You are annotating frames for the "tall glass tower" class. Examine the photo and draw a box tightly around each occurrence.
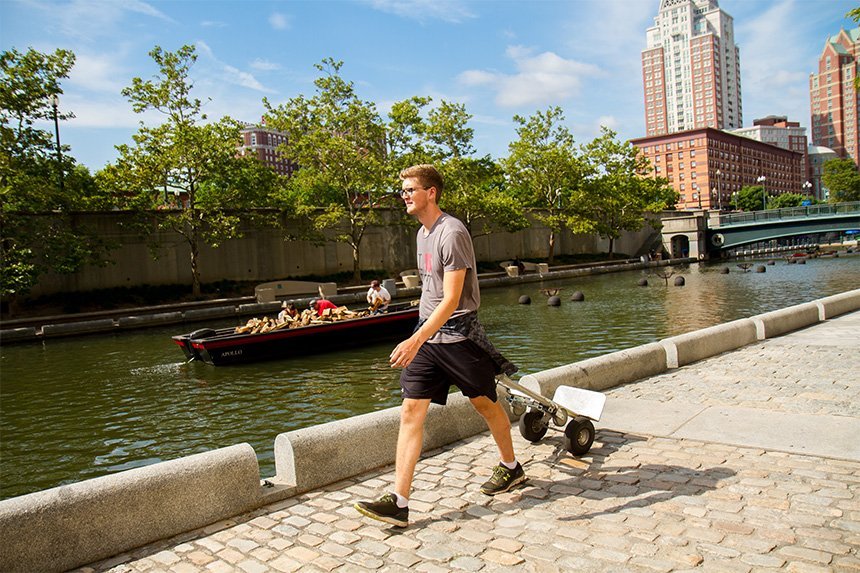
[642,0,742,136]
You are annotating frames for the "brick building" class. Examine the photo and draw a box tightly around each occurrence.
[729,116,809,187]
[238,124,296,176]
[809,27,860,165]
[630,127,803,211]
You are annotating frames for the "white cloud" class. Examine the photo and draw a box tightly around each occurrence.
[736,0,815,123]
[66,53,128,94]
[250,59,282,71]
[269,12,290,30]
[458,45,602,108]
[34,0,174,40]
[201,20,228,28]
[362,0,475,23]
[195,41,274,94]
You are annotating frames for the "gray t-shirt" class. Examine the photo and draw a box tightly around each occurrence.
[416,213,480,343]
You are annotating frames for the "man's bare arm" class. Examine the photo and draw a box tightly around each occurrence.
[389,268,466,368]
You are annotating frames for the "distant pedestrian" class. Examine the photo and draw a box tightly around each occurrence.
[354,164,524,528]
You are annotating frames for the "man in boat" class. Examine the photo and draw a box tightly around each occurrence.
[309,298,338,317]
[355,164,524,528]
[366,279,391,313]
[277,302,297,324]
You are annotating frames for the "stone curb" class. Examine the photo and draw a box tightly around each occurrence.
[0,444,262,573]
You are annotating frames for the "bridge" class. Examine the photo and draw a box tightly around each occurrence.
[660,202,860,259]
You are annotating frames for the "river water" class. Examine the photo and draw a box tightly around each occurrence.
[2,256,858,500]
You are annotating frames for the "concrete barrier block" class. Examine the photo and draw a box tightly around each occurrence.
[520,343,667,396]
[117,311,183,329]
[816,288,860,319]
[752,302,820,340]
[183,306,237,321]
[0,444,261,573]
[274,394,487,495]
[0,327,38,343]
[42,319,115,337]
[661,319,757,368]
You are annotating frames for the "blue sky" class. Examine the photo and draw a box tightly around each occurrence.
[1,0,856,172]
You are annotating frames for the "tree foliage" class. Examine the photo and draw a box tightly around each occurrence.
[501,107,585,262]
[821,157,860,202]
[264,58,387,282]
[100,45,280,296]
[388,97,528,238]
[730,185,768,211]
[1,47,114,304]
[574,128,677,256]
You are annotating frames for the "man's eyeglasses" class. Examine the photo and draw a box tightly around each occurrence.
[399,186,428,198]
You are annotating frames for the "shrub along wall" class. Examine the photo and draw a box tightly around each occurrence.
[25,209,659,298]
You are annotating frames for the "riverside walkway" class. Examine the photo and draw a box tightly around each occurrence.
[82,312,860,573]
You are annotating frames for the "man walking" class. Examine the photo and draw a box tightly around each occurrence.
[355,164,525,528]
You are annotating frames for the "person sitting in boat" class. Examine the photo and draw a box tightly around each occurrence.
[278,301,297,323]
[366,279,391,314]
[310,298,338,317]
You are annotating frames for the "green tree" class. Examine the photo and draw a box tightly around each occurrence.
[264,58,387,283]
[501,106,585,262]
[573,128,677,257]
[768,193,811,209]
[419,100,527,238]
[730,185,768,211]
[821,157,860,202]
[1,47,114,309]
[101,45,280,297]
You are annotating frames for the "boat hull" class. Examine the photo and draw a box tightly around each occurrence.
[172,305,418,366]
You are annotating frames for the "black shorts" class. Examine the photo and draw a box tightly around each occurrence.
[400,339,498,405]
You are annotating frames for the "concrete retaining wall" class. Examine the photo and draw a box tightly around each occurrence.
[41,318,116,337]
[816,289,860,319]
[274,393,492,495]
[519,342,668,396]
[0,444,263,573]
[117,311,184,329]
[661,318,758,368]
[753,302,821,340]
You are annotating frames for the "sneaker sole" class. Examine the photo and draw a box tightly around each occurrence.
[353,503,408,527]
[480,474,527,496]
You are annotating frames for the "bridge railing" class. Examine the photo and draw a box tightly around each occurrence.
[717,201,860,227]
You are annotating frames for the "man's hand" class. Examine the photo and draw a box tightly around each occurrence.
[390,333,424,368]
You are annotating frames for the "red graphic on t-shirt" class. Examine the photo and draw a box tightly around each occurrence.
[423,252,432,273]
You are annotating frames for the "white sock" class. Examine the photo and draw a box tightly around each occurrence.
[501,459,518,470]
[392,492,409,508]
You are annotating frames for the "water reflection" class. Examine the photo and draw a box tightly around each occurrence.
[1,256,858,499]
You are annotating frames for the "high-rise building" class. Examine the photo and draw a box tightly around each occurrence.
[809,27,860,166]
[642,0,742,137]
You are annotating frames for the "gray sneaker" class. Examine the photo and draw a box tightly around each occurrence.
[354,493,409,527]
[480,462,526,495]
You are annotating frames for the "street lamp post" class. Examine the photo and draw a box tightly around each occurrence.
[51,94,64,193]
[756,175,766,211]
[715,169,722,210]
[802,180,812,199]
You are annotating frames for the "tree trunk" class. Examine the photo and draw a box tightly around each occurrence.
[190,239,201,297]
[608,237,615,259]
[352,244,362,284]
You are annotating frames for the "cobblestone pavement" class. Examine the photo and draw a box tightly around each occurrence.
[82,313,860,573]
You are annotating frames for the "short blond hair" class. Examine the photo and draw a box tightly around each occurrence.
[400,164,444,201]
